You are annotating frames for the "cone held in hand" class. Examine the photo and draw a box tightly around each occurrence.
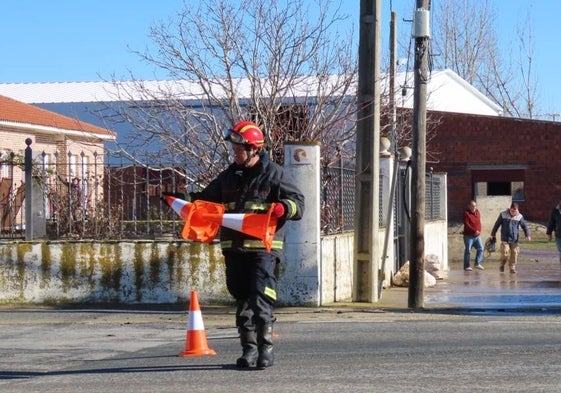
[163,196,278,251]
[200,203,278,252]
[162,196,224,242]
[179,290,216,357]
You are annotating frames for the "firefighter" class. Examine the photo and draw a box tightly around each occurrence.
[189,120,305,368]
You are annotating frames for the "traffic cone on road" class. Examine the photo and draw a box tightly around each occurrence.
[179,290,217,357]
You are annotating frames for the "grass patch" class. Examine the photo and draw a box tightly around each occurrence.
[522,240,557,250]
[520,223,555,250]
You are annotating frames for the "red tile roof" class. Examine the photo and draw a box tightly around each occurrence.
[0,94,115,139]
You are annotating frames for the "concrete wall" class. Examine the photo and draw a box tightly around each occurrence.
[1,239,345,306]
[424,220,449,272]
[0,240,230,305]
[477,195,513,237]
[0,217,448,306]
[319,232,354,304]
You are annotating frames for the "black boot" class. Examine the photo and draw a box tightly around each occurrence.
[257,324,274,368]
[236,329,258,368]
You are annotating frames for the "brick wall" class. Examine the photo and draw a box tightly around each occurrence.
[427,111,561,224]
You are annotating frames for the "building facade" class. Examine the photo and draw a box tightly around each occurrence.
[0,95,116,231]
[428,110,561,223]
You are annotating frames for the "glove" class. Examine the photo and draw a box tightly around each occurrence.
[271,202,286,218]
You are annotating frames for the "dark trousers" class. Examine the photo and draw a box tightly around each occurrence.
[225,250,278,330]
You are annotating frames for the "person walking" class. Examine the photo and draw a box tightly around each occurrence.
[546,197,561,263]
[188,120,305,369]
[491,202,531,274]
[462,200,484,271]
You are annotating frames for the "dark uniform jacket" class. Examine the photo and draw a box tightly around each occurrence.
[190,153,305,258]
[547,205,561,239]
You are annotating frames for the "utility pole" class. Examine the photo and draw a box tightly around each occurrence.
[379,11,398,299]
[354,0,381,302]
[408,0,431,309]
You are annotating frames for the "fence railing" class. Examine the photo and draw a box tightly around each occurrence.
[1,144,446,240]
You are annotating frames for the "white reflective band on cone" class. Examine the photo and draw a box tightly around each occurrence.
[221,214,244,232]
[188,310,205,331]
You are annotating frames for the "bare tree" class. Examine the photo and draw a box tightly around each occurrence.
[103,0,359,187]
[514,14,539,119]
[431,0,538,118]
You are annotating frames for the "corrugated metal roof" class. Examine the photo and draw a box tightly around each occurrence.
[0,69,503,116]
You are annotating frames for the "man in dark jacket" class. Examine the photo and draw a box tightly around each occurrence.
[190,120,304,369]
[491,202,531,274]
[546,197,561,263]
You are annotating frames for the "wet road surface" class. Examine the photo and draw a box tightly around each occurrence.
[424,248,561,312]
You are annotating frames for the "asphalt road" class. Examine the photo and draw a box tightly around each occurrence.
[2,306,561,393]
[2,248,561,392]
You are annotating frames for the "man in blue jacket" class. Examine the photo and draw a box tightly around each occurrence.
[491,202,531,274]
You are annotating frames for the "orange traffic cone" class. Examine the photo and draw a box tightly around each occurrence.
[164,196,278,252]
[200,203,279,252]
[179,290,217,357]
[163,196,224,243]
[162,195,193,220]
[182,200,225,242]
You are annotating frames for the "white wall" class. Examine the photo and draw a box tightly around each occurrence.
[477,195,512,236]
[424,220,449,272]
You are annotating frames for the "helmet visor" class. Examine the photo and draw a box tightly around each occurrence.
[224,129,246,145]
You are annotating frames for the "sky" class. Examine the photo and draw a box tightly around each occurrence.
[1,0,560,118]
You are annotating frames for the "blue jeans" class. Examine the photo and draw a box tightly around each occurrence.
[556,237,561,263]
[463,235,483,269]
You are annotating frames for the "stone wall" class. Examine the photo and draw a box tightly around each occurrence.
[0,219,449,306]
[0,240,230,305]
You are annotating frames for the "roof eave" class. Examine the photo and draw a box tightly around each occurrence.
[0,120,116,142]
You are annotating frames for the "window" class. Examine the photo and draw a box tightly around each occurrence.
[475,181,525,201]
[472,169,525,201]
[512,181,525,201]
[487,182,510,196]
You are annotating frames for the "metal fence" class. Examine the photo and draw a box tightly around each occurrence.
[321,158,356,234]
[0,146,445,240]
[320,159,446,236]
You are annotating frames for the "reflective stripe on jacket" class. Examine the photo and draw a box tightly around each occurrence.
[190,153,304,254]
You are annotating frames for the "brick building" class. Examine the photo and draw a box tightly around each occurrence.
[0,94,116,231]
[428,110,561,224]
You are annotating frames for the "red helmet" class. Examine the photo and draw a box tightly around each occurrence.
[225,121,264,149]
